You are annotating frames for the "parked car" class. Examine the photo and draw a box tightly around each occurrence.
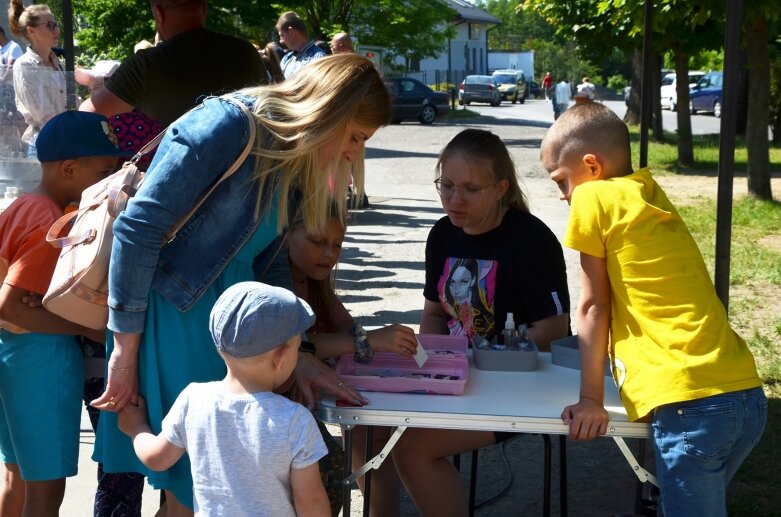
[490,69,527,104]
[528,80,540,99]
[384,77,450,125]
[458,75,502,106]
[689,71,723,117]
[660,71,704,111]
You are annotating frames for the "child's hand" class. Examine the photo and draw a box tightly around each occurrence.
[561,397,609,440]
[21,292,43,308]
[367,324,418,357]
[118,396,149,438]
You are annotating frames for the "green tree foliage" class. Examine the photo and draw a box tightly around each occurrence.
[65,0,454,67]
[478,0,556,51]
[69,0,277,61]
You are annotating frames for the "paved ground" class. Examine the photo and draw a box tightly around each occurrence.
[60,104,656,516]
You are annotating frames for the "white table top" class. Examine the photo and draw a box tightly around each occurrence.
[320,352,650,438]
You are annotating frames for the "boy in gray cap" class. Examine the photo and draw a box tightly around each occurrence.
[118,282,330,516]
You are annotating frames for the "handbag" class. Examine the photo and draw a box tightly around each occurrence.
[43,97,257,329]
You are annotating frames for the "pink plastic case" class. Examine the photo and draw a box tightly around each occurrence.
[335,334,468,395]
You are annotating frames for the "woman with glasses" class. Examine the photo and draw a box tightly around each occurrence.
[389,128,572,516]
[8,0,65,159]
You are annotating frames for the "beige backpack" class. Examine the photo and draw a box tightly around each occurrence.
[43,99,256,329]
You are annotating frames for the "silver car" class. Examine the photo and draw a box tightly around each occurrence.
[458,75,502,106]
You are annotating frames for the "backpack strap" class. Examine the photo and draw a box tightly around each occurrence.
[163,96,257,244]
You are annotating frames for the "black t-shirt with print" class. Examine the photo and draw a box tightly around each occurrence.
[424,207,570,340]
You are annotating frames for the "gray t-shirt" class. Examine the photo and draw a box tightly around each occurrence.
[161,382,327,516]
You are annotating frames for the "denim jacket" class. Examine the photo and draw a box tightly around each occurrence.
[108,95,290,333]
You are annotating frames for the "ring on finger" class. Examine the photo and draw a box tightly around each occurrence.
[337,380,345,387]
[108,399,117,407]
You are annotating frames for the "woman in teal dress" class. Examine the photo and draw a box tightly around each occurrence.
[92,54,390,516]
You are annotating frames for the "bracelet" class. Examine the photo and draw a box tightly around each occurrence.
[110,364,136,371]
[579,395,602,405]
[349,323,374,364]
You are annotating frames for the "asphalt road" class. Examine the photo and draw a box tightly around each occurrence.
[464,98,723,135]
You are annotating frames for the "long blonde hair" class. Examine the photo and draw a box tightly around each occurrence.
[7,0,51,41]
[241,53,391,235]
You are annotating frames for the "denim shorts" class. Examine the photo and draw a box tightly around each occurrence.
[651,387,767,517]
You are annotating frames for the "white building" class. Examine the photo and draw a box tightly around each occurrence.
[395,0,500,85]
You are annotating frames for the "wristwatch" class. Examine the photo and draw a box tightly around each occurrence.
[299,340,317,355]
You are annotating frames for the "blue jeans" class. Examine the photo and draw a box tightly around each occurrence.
[651,387,767,517]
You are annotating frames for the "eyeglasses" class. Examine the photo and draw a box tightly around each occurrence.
[434,179,495,199]
[34,21,59,31]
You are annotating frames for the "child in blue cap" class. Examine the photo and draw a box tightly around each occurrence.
[0,110,129,515]
[118,282,330,516]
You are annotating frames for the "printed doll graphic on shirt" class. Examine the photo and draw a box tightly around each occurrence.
[437,257,496,339]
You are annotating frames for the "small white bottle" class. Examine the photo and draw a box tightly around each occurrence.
[499,312,519,351]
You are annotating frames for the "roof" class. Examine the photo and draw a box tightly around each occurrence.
[445,0,501,25]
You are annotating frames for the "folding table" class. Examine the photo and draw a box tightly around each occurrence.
[319,352,655,516]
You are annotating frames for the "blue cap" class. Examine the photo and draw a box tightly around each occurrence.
[210,282,315,358]
[36,111,132,163]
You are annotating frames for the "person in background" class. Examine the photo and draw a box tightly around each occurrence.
[553,77,571,119]
[0,25,22,79]
[7,0,65,159]
[541,71,552,101]
[0,111,128,517]
[0,25,22,118]
[276,11,326,79]
[91,54,388,517]
[541,102,766,516]
[260,42,284,83]
[575,76,596,102]
[80,0,266,126]
[119,282,330,517]
[329,32,353,54]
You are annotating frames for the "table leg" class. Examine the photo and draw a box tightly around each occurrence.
[559,435,567,517]
[542,434,552,517]
[342,425,353,517]
[363,426,374,517]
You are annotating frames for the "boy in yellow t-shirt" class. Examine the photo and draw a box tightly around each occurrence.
[540,102,766,516]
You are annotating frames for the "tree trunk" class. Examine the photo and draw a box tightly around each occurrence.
[624,49,642,126]
[651,52,664,141]
[674,51,694,167]
[745,15,773,200]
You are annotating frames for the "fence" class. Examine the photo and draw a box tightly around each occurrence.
[1,66,83,192]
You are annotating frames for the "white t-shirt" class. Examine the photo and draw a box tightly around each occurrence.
[554,81,571,104]
[161,382,328,517]
[0,39,23,66]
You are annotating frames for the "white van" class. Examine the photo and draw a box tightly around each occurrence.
[660,71,705,111]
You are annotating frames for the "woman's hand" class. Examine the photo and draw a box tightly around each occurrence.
[91,332,141,412]
[21,292,43,308]
[366,324,418,358]
[294,352,369,410]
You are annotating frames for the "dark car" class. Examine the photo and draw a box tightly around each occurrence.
[384,77,450,125]
[689,71,723,117]
[528,80,540,99]
[458,75,502,106]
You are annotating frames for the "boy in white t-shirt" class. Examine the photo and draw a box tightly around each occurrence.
[118,282,329,517]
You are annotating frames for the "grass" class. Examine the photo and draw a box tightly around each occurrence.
[446,108,481,120]
[641,130,781,514]
[628,126,781,174]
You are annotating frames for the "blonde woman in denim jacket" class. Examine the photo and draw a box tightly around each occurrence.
[91,54,389,516]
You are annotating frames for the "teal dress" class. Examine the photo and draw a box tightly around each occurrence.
[94,203,280,509]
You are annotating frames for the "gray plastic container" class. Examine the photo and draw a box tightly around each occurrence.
[473,339,538,372]
[551,335,611,376]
